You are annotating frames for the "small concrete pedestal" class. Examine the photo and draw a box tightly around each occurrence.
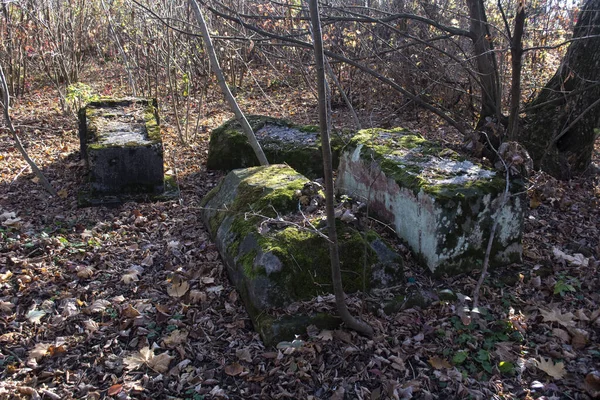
[78,98,177,206]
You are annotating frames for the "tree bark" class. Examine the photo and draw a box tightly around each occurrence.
[308,0,373,338]
[507,0,525,140]
[189,0,268,166]
[523,0,600,179]
[465,0,501,126]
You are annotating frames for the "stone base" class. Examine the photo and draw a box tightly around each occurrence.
[336,128,525,275]
[78,176,179,207]
[200,164,403,344]
[79,98,164,195]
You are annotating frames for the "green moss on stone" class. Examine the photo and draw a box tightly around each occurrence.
[228,166,307,216]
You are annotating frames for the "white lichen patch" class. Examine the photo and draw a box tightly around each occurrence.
[421,159,496,185]
[97,121,151,145]
[256,124,318,145]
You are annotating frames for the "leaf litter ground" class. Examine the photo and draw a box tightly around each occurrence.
[1,68,600,400]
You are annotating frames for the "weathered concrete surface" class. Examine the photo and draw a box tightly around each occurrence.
[336,128,525,275]
[206,115,347,179]
[200,164,403,344]
[79,98,164,195]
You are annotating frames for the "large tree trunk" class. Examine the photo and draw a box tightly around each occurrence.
[466,0,501,126]
[523,0,600,179]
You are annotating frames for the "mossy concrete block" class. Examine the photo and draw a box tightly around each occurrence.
[206,115,346,179]
[336,128,525,275]
[79,97,164,195]
[200,164,403,344]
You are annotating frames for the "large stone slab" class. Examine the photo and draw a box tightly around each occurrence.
[79,98,164,195]
[200,164,402,344]
[206,115,346,179]
[336,128,525,275]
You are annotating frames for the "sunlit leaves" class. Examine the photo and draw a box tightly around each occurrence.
[123,347,173,374]
[167,280,189,298]
[27,309,46,324]
[536,357,566,380]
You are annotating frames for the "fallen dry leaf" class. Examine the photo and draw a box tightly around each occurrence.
[536,357,566,379]
[162,330,189,348]
[0,300,14,313]
[84,319,99,333]
[552,247,589,267]
[27,309,46,324]
[140,254,153,267]
[123,347,173,374]
[123,347,152,371]
[189,289,206,304]
[121,304,141,318]
[224,362,244,376]
[0,270,13,282]
[552,328,570,342]
[429,356,452,370]
[87,299,111,313]
[569,328,589,349]
[236,348,252,363]
[76,266,94,279]
[107,384,123,396]
[147,351,174,373]
[540,308,576,327]
[167,280,189,298]
[29,342,50,361]
[389,355,406,371]
[317,330,333,341]
[121,265,144,284]
[47,344,67,357]
[584,371,600,398]
[575,309,590,321]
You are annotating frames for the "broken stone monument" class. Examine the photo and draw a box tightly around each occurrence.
[78,98,176,206]
[206,115,347,179]
[200,164,403,345]
[336,128,525,275]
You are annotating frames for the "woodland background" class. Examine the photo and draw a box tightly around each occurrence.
[1,0,600,399]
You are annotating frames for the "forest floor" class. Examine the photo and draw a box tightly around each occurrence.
[1,65,600,400]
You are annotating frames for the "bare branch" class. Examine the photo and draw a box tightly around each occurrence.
[0,64,58,197]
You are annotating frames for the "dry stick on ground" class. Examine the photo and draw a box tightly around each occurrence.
[0,64,58,197]
[189,0,268,166]
[309,0,374,338]
[471,134,511,314]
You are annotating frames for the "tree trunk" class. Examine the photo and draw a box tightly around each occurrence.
[308,0,373,338]
[466,0,501,126]
[523,0,600,179]
[507,0,525,140]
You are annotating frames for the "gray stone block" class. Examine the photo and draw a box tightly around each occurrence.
[336,128,525,275]
[200,164,403,344]
[79,98,164,195]
[206,115,348,179]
